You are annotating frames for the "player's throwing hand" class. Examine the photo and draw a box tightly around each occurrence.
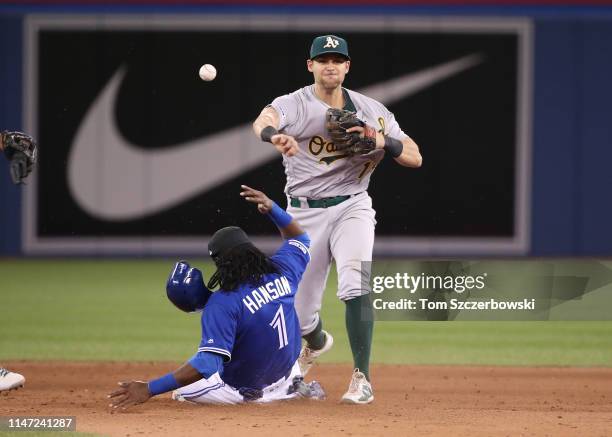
[271,133,299,157]
[108,381,151,413]
[240,185,273,213]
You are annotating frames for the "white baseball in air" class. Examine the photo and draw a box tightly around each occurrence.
[199,64,217,81]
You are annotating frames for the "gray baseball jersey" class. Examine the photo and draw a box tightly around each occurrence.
[270,85,409,199]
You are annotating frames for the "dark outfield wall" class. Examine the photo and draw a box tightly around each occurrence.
[0,4,611,256]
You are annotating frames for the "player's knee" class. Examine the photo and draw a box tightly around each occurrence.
[299,313,320,336]
[336,259,367,298]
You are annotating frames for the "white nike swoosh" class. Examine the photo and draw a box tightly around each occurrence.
[68,54,483,221]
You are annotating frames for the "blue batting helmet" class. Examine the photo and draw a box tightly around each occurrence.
[166,261,212,312]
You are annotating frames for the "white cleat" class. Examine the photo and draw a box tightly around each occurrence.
[340,368,374,404]
[298,330,334,376]
[0,368,25,392]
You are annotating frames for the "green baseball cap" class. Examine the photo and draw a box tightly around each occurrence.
[309,35,350,60]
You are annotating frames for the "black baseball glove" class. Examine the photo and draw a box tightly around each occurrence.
[1,131,38,184]
[325,108,377,156]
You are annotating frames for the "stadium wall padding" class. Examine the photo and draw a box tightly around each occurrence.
[1,6,611,256]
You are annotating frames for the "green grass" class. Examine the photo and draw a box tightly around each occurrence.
[1,259,611,366]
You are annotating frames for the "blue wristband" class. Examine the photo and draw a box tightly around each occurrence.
[268,202,292,228]
[148,373,179,396]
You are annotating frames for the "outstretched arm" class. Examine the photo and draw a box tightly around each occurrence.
[240,184,305,239]
[252,107,299,157]
[108,353,223,412]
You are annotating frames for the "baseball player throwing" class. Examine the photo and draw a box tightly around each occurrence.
[252,34,422,404]
[108,186,324,409]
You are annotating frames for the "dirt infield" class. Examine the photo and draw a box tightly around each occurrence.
[1,362,611,436]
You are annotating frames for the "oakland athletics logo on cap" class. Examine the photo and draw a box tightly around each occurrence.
[323,36,339,48]
[310,34,350,60]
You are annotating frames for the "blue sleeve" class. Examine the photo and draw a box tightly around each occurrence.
[197,302,238,362]
[188,351,224,379]
[269,233,310,290]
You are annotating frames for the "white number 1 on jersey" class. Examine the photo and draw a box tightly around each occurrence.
[270,305,289,349]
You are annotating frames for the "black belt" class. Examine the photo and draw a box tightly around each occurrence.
[289,193,362,209]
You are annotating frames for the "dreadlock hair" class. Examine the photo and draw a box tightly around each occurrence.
[207,243,279,291]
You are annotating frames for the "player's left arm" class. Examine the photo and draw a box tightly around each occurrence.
[346,125,421,168]
[379,109,422,168]
[240,184,310,285]
[240,184,306,240]
[346,107,422,168]
[391,136,422,168]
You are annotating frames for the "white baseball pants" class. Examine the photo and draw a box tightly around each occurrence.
[288,192,376,335]
[171,361,301,405]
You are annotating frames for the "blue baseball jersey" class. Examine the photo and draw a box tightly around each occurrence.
[196,235,310,390]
